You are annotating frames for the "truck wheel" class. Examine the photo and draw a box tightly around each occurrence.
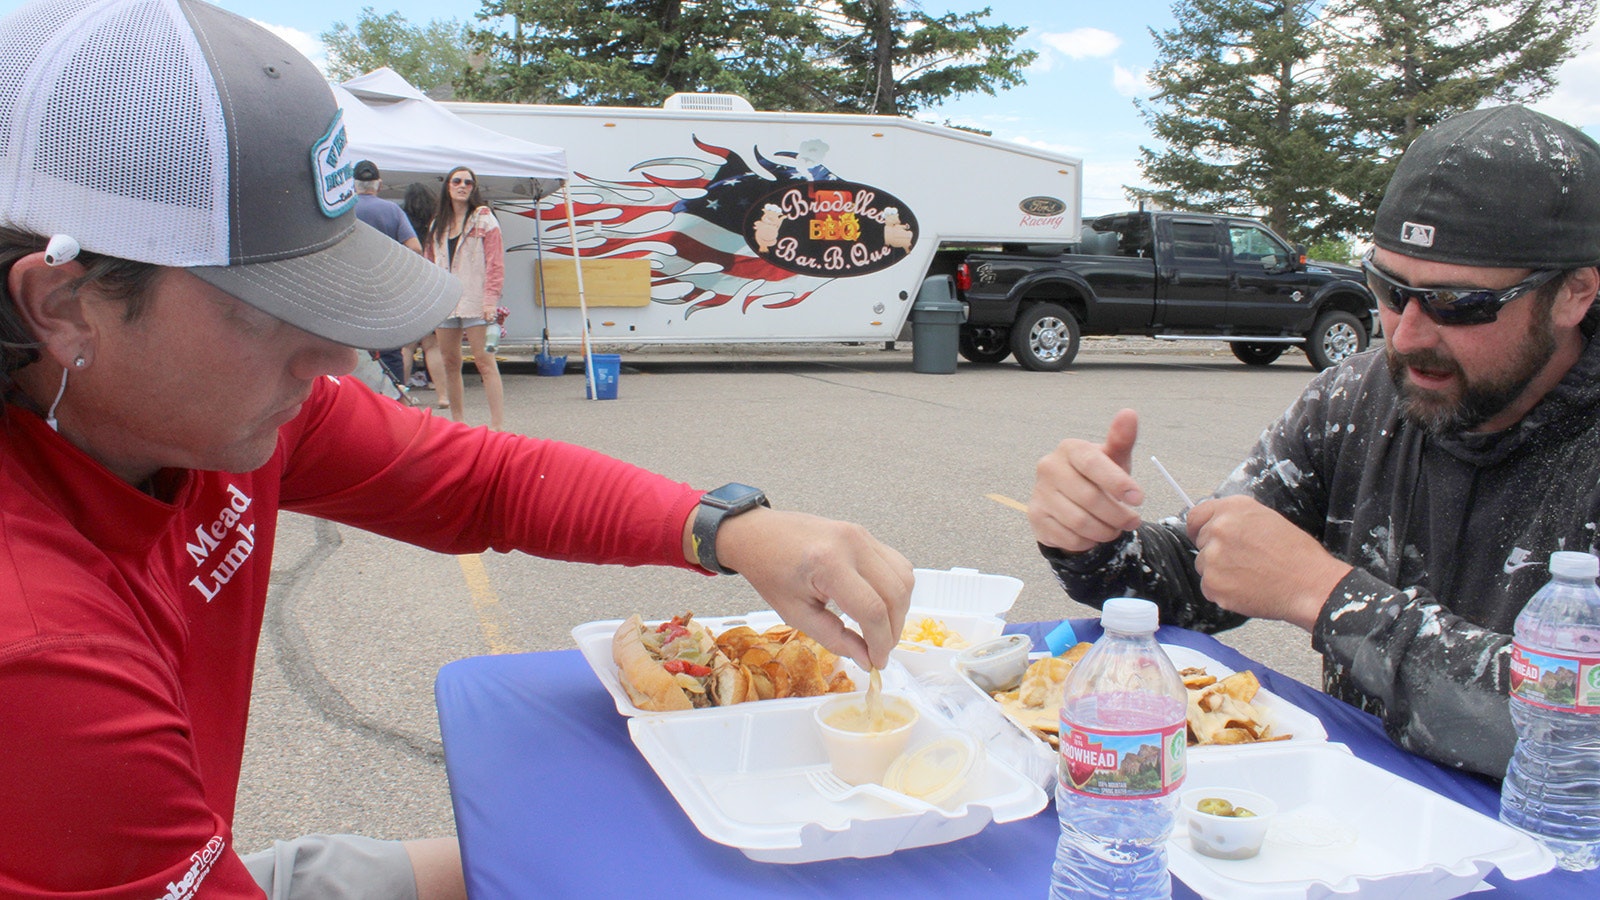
[959,329,1012,364]
[1230,342,1284,366]
[1010,303,1080,371]
[1306,311,1366,370]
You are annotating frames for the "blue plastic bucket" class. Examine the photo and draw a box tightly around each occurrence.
[585,354,620,400]
[535,354,567,377]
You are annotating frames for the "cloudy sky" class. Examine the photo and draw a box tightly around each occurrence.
[8,0,1599,217]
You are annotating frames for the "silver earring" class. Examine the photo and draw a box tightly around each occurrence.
[73,356,86,368]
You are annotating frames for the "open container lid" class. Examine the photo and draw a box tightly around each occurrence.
[909,567,1024,618]
[1169,741,1554,899]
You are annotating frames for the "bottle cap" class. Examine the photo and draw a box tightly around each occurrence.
[1549,551,1599,580]
[1101,597,1159,634]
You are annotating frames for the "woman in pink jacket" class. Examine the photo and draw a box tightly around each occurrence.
[425,167,506,429]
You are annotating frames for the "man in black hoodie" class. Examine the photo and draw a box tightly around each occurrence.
[1030,105,1600,778]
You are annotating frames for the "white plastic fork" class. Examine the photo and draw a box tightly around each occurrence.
[805,767,940,813]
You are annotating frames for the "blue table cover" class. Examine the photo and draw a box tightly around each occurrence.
[435,620,1599,898]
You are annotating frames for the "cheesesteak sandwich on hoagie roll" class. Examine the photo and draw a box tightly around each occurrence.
[612,612,751,711]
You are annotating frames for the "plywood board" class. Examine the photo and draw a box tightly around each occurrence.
[533,258,651,308]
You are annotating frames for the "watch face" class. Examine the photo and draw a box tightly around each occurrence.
[704,483,765,510]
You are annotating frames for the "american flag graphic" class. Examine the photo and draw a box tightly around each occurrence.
[515,137,914,318]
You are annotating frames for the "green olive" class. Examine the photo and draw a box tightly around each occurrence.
[1196,798,1235,817]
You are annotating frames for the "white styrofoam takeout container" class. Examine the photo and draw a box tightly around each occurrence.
[891,567,1024,679]
[627,692,1047,863]
[572,611,863,717]
[951,643,1329,791]
[1169,741,1554,899]
[1161,645,1329,746]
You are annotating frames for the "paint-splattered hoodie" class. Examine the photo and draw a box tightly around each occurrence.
[1042,327,1600,778]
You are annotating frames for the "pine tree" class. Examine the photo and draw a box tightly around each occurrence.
[460,0,840,108]
[1137,0,1346,242]
[458,1,1034,115]
[806,1,1036,114]
[1137,0,1596,242]
[1321,0,1597,220]
[321,10,472,92]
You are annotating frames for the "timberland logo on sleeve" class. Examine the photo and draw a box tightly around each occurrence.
[185,484,257,603]
[1400,222,1435,248]
[312,109,357,217]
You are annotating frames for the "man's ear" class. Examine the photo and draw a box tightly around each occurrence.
[7,252,92,367]
[1554,266,1600,328]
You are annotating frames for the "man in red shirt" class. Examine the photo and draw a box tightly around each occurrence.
[0,2,912,897]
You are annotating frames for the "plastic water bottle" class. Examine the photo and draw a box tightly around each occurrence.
[1051,598,1187,899]
[1500,550,1600,871]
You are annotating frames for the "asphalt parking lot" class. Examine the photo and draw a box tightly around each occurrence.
[234,336,1337,853]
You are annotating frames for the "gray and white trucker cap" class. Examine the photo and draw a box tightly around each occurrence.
[0,0,460,349]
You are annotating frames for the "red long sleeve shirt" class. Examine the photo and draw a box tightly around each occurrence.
[0,374,702,896]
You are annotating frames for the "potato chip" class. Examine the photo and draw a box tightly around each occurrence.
[776,641,823,697]
[1215,670,1260,703]
[983,647,1288,749]
[709,623,853,702]
[739,646,774,669]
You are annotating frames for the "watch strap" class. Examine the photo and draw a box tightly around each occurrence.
[692,483,769,575]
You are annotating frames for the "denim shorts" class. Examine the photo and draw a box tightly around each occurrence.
[438,316,490,329]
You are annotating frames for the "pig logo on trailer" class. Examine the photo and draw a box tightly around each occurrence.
[524,137,918,317]
[743,181,918,277]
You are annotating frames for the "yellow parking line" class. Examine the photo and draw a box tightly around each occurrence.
[986,493,1029,514]
[457,554,521,655]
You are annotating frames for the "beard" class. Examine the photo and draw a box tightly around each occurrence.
[1385,309,1558,435]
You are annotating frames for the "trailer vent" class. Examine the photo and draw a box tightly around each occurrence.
[662,92,755,113]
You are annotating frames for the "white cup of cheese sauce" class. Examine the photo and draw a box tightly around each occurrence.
[814,693,919,785]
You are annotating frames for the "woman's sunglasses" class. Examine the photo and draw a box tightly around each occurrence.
[1362,250,1561,325]
[450,176,474,186]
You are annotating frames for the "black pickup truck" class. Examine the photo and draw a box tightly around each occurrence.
[940,210,1377,371]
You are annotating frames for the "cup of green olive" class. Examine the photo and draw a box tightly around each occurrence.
[1180,787,1277,860]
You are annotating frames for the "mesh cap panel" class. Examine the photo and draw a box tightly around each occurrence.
[0,0,228,264]
[0,0,460,349]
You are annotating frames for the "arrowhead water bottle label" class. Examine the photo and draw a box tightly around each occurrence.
[1058,720,1186,799]
[1510,642,1600,713]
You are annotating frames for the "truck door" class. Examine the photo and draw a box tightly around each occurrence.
[1155,217,1230,327]
[1226,221,1313,329]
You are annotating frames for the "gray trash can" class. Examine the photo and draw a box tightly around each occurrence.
[910,275,965,374]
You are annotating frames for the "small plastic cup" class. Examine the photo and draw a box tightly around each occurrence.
[954,633,1033,693]
[814,693,919,785]
[883,732,983,804]
[1181,787,1278,860]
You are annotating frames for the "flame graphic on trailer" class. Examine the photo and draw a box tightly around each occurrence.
[514,137,918,318]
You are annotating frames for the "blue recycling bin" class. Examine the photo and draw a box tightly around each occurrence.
[585,354,620,399]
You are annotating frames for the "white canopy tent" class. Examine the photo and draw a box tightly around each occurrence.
[333,68,598,394]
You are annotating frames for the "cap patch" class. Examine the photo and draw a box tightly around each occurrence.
[1400,222,1435,248]
[312,109,356,217]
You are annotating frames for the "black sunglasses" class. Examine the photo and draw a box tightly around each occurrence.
[450,176,474,186]
[1362,250,1561,325]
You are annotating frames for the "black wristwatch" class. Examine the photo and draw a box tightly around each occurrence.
[692,483,770,575]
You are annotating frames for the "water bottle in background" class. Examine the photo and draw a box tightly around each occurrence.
[1051,598,1187,899]
[1500,550,1600,871]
